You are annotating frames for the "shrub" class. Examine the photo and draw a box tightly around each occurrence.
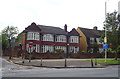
[81,50,86,53]
[111,50,116,53]
[117,45,120,53]
[107,48,112,53]
[55,49,63,53]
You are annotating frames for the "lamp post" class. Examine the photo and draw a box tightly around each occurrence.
[104,1,108,62]
[65,43,69,67]
[28,42,33,63]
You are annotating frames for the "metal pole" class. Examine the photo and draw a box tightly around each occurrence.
[65,57,67,67]
[40,58,42,67]
[95,58,97,65]
[91,58,94,67]
[9,39,11,60]
[29,48,31,63]
[105,1,107,62]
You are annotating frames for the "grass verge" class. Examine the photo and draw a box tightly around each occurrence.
[88,59,120,64]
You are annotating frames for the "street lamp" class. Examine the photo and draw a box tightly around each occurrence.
[65,43,69,67]
[104,1,108,62]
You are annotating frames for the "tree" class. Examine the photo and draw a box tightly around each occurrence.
[93,43,99,53]
[2,34,9,50]
[104,11,119,60]
[16,33,22,45]
[1,26,19,50]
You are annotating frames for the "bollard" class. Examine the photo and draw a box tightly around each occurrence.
[40,58,42,67]
[91,58,94,67]
[22,61,24,64]
[22,57,25,64]
[65,58,67,67]
[29,53,31,63]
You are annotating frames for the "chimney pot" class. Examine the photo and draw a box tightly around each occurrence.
[93,26,97,30]
[64,24,67,32]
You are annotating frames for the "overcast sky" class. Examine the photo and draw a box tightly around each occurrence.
[0,0,119,33]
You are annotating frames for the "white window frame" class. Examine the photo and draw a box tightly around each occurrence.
[42,34,54,42]
[55,46,66,53]
[56,35,67,42]
[42,45,54,53]
[26,44,40,53]
[27,32,40,40]
[70,36,79,43]
[90,37,94,44]
[69,46,79,53]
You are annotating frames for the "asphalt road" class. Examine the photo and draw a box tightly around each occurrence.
[1,57,119,77]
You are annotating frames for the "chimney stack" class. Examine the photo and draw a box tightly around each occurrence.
[64,24,67,32]
[93,26,97,30]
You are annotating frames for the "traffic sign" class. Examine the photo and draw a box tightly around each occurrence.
[29,44,32,48]
[103,44,108,49]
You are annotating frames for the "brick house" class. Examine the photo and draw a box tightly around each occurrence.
[76,26,103,53]
[21,22,80,58]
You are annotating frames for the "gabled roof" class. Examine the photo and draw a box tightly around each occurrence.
[78,27,101,38]
[68,28,79,36]
[23,22,67,35]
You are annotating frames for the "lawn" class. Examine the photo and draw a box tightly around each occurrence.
[89,59,120,64]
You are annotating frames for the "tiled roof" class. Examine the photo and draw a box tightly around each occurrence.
[68,28,79,36]
[23,22,67,35]
[78,27,101,38]
[37,25,67,35]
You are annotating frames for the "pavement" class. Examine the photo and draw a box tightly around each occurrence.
[3,56,105,68]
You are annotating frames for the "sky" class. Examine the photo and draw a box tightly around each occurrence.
[0,0,119,33]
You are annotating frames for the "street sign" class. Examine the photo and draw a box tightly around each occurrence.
[104,37,107,43]
[103,44,108,49]
[29,44,32,48]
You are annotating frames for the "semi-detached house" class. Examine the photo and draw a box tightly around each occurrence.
[21,22,80,58]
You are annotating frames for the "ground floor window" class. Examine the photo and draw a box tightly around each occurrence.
[26,44,40,53]
[69,46,79,53]
[55,46,66,53]
[42,45,53,53]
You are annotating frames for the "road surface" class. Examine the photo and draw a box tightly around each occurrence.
[1,57,119,77]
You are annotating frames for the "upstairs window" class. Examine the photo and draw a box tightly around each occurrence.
[42,34,54,42]
[69,36,79,43]
[96,38,102,44]
[56,35,66,42]
[27,32,39,40]
[90,37,95,44]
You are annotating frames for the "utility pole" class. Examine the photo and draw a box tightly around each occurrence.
[104,1,107,62]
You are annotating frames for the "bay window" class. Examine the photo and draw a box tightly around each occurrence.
[42,34,54,41]
[26,44,40,53]
[69,36,79,43]
[69,46,79,53]
[42,45,53,53]
[56,35,66,42]
[27,32,39,40]
[55,46,66,53]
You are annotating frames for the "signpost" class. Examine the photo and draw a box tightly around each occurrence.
[29,43,32,63]
[103,44,108,62]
